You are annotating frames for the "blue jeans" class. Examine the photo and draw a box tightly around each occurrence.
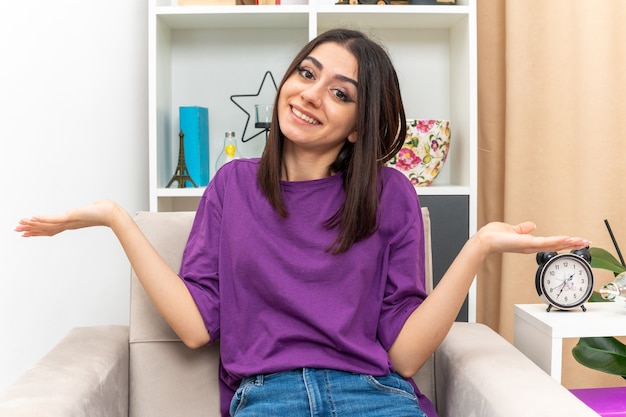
[230,368,427,417]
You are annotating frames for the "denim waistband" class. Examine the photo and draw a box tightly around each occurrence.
[232,368,426,417]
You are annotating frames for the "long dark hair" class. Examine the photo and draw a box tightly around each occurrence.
[258,28,406,254]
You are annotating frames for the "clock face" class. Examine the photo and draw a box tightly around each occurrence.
[538,253,594,310]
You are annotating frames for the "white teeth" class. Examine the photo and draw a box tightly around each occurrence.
[291,107,320,125]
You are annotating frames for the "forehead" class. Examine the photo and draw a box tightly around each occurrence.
[306,42,358,80]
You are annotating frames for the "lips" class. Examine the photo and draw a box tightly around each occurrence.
[291,106,320,125]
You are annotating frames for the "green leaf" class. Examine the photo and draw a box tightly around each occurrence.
[572,337,626,376]
[590,247,626,274]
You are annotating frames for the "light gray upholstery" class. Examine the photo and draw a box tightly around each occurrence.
[0,325,129,417]
[0,209,599,417]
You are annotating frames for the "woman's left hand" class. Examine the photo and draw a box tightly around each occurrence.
[474,221,590,256]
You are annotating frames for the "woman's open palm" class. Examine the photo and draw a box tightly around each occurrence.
[15,200,120,237]
[475,221,590,255]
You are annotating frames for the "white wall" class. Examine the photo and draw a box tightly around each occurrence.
[0,0,148,394]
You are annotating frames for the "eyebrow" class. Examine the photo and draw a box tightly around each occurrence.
[303,55,358,89]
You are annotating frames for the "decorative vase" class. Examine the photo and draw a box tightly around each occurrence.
[407,0,456,4]
[387,119,451,187]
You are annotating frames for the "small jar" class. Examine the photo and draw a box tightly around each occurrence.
[215,131,241,171]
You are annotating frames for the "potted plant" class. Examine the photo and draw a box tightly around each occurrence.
[572,247,626,379]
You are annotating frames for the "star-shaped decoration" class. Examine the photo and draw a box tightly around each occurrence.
[229,71,278,143]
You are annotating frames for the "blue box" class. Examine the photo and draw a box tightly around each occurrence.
[179,106,209,186]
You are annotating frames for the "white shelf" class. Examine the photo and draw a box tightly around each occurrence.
[156,6,469,31]
[157,187,207,197]
[149,5,476,201]
[149,0,477,319]
[154,184,472,213]
[514,303,626,383]
[156,184,470,199]
[515,302,626,339]
[315,5,470,29]
[156,6,310,29]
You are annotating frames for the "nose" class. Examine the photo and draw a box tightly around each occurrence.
[300,83,324,108]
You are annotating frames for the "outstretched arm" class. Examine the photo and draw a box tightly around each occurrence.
[15,200,210,348]
[388,221,591,377]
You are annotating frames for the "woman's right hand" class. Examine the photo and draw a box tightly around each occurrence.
[16,199,211,347]
[15,200,123,237]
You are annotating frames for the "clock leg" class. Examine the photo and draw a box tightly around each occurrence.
[546,305,553,312]
[581,305,587,312]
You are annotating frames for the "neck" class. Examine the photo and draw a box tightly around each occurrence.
[281,143,338,181]
[281,160,333,182]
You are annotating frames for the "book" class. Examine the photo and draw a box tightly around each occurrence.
[179,106,210,187]
[179,0,237,5]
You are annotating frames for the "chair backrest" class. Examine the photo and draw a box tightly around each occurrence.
[413,207,436,404]
[128,207,434,417]
[129,211,221,417]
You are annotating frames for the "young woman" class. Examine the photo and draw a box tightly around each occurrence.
[16,29,590,417]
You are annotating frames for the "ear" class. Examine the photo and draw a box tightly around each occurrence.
[347,130,358,143]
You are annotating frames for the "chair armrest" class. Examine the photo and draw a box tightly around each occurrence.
[434,322,599,417]
[0,325,129,417]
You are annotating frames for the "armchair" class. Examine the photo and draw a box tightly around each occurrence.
[0,209,598,417]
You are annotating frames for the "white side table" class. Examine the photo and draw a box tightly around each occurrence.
[514,302,626,383]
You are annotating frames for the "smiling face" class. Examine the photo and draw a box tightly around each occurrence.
[277,42,359,171]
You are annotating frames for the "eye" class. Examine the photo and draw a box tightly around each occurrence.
[332,89,348,101]
[332,88,354,103]
[297,66,314,80]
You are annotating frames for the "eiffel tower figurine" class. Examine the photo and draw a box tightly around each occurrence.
[166,130,198,188]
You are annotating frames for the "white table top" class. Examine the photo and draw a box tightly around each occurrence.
[514,302,626,339]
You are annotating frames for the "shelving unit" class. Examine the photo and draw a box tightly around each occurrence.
[148,0,477,319]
